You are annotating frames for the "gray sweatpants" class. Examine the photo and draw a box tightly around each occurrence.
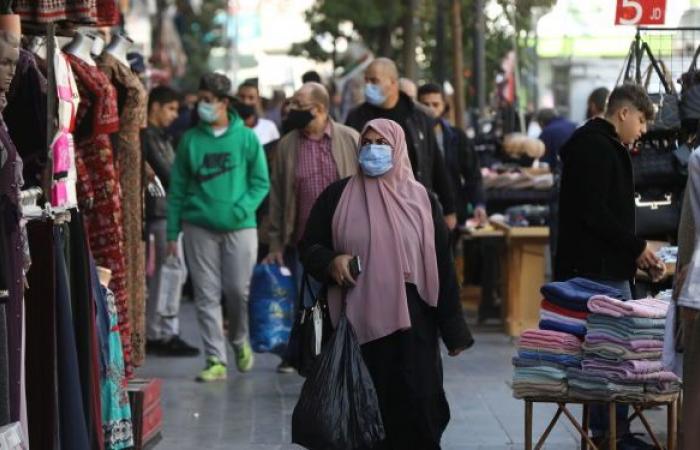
[183,222,258,364]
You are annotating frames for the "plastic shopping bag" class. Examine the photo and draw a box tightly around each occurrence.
[249,264,295,355]
[291,308,385,450]
[156,255,187,317]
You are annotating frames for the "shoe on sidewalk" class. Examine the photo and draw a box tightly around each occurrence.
[276,361,296,374]
[160,336,200,357]
[146,339,165,354]
[196,357,227,382]
[234,342,254,373]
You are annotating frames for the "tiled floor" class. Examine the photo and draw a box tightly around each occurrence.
[138,303,669,449]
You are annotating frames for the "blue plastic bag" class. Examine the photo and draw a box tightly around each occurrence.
[249,264,295,355]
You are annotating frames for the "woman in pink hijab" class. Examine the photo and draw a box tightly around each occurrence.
[299,118,473,449]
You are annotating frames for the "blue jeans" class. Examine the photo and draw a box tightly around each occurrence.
[588,279,632,437]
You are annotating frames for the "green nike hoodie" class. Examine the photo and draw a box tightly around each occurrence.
[166,111,270,241]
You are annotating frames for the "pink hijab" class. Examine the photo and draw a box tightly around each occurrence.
[329,118,440,344]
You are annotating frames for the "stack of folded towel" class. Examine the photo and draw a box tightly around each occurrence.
[570,295,681,401]
[539,278,625,339]
[512,329,582,398]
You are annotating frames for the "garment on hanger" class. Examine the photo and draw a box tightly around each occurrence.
[5,49,48,189]
[15,0,98,24]
[24,220,58,450]
[0,115,24,424]
[67,53,133,377]
[98,52,148,366]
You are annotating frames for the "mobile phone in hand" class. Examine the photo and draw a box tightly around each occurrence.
[348,256,362,279]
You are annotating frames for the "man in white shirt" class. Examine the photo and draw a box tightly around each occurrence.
[237,81,280,145]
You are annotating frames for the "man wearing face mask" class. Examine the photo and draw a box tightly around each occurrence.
[167,73,270,382]
[345,58,457,229]
[263,82,359,373]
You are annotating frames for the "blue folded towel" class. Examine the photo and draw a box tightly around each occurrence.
[517,350,582,367]
[539,319,587,338]
[541,278,625,312]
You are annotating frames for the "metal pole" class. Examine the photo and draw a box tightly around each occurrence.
[451,0,465,129]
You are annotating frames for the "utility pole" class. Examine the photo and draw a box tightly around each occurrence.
[451,0,465,129]
[474,0,486,115]
[434,0,447,84]
[401,0,419,80]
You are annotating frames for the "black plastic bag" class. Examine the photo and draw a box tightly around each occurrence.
[291,307,385,450]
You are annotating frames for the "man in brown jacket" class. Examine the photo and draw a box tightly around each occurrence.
[263,82,359,371]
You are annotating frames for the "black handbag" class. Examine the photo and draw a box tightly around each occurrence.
[642,60,681,133]
[634,189,681,238]
[285,272,332,377]
[680,45,700,121]
[631,139,683,188]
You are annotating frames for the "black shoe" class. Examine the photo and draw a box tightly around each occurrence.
[146,339,165,354]
[159,336,200,357]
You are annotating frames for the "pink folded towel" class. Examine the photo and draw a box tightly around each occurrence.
[588,296,669,319]
[518,329,582,351]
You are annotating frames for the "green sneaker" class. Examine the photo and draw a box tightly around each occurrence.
[235,342,254,373]
[196,356,227,382]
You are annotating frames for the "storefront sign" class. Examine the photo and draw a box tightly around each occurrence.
[615,0,667,25]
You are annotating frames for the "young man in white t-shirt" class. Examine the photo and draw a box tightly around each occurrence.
[237,81,280,145]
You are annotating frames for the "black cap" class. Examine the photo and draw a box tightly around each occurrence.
[199,72,232,98]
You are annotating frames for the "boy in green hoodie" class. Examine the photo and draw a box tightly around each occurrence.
[166,73,270,382]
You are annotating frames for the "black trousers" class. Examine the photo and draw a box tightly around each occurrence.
[361,286,449,450]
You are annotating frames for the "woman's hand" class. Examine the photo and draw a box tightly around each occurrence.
[329,254,356,287]
[448,347,466,357]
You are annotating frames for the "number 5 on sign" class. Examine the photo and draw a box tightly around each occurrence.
[615,0,667,26]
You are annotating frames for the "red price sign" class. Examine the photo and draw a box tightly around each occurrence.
[615,0,667,25]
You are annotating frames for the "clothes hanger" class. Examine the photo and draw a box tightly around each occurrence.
[63,31,96,66]
[103,33,132,68]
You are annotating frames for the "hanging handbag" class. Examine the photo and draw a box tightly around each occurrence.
[631,139,683,189]
[634,189,682,238]
[680,45,700,121]
[642,59,681,132]
[285,272,332,377]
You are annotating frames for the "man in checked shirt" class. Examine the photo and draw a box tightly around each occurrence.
[263,82,359,373]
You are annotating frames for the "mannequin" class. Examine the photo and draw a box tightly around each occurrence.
[63,31,96,66]
[89,33,104,59]
[0,30,19,110]
[103,34,131,68]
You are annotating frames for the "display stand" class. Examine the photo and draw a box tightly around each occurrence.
[523,395,679,450]
[491,221,549,336]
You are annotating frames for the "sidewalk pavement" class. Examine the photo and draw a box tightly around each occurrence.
[138,302,669,450]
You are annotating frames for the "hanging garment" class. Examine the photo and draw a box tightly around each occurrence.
[98,53,148,366]
[69,210,105,450]
[99,282,134,450]
[96,0,119,26]
[54,225,91,450]
[24,220,58,450]
[67,53,133,377]
[0,116,24,424]
[15,0,98,24]
[5,49,48,190]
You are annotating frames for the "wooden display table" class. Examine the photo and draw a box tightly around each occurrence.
[523,395,679,450]
[491,221,550,336]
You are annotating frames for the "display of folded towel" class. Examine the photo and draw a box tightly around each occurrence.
[585,332,662,353]
[540,309,587,327]
[512,356,567,371]
[539,319,587,338]
[519,329,583,351]
[541,278,625,313]
[588,295,669,319]
[582,341,662,361]
[541,299,589,320]
[581,359,680,382]
[567,367,645,400]
[512,365,568,399]
[517,350,582,367]
[586,315,665,341]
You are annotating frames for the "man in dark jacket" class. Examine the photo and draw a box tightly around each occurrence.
[418,82,486,225]
[556,83,660,449]
[142,85,199,357]
[345,58,457,229]
[536,108,577,171]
